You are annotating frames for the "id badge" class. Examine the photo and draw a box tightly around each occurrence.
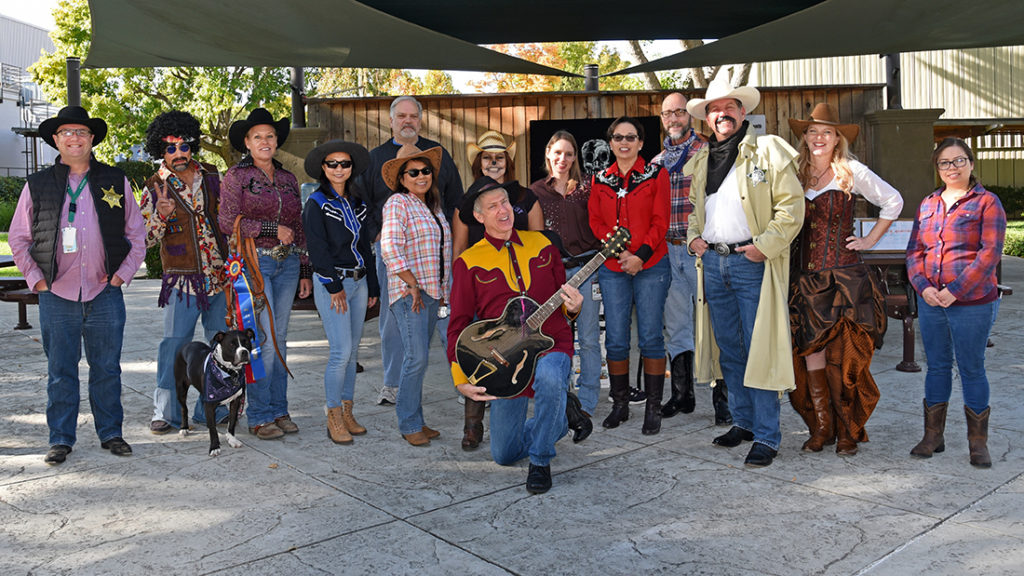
[62,226,78,253]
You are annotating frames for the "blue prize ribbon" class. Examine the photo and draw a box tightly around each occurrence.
[232,268,266,383]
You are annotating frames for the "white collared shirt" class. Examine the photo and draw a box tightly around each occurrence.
[703,166,752,244]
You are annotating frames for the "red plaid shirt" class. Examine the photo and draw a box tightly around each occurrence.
[652,131,707,240]
[906,183,1006,304]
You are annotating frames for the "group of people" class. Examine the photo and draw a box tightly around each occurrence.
[9,81,1005,492]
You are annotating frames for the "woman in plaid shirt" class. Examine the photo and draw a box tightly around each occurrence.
[906,138,1006,468]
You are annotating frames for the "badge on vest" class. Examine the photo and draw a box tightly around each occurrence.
[747,166,766,187]
[101,186,123,208]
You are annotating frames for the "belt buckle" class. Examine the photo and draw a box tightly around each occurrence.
[714,242,730,256]
[270,244,290,261]
[353,268,365,281]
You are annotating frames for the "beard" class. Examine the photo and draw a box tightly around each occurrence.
[170,157,190,172]
[399,126,418,139]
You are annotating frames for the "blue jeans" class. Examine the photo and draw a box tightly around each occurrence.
[246,254,299,427]
[702,251,781,450]
[313,275,368,407]
[39,284,126,447]
[917,296,994,413]
[664,242,698,359]
[597,257,670,362]
[566,264,602,415]
[490,352,570,467]
[376,240,403,390]
[153,290,228,427]
[391,292,439,435]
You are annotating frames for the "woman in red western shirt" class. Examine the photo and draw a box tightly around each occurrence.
[589,116,670,435]
[906,137,1006,468]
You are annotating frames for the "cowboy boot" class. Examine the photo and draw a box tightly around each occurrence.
[662,352,695,417]
[602,359,631,428]
[341,400,366,435]
[325,406,352,445]
[910,400,948,458]
[801,369,834,452]
[462,398,485,451]
[965,406,992,468]
[826,367,857,456]
[642,357,666,435]
[712,379,733,425]
[566,390,593,443]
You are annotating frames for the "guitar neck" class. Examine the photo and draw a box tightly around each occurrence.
[524,253,607,331]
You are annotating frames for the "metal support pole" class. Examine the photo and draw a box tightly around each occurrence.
[885,53,902,110]
[290,67,306,128]
[584,64,599,92]
[66,57,81,107]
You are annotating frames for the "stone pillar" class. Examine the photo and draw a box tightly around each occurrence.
[864,109,943,218]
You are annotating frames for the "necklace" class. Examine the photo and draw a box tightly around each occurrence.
[807,164,832,188]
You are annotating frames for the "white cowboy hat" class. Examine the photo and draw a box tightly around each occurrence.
[686,78,760,121]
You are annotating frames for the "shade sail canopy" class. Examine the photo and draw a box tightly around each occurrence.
[84,0,574,75]
[610,0,1024,75]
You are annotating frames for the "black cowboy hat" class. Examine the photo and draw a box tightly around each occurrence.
[228,107,290,153]
[459,176,509,226]
[38,105,108,149]
[304,140,370,179]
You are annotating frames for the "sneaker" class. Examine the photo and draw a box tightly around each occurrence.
[376,386,398,405]
[150,420,173,435]
[627,386,647,405]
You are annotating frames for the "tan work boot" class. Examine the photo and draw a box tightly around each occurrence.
[326,406,353,445]
[341,400,366,435]
[910,400,947,458]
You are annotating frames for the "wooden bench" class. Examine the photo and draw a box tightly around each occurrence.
[0,277,37,330]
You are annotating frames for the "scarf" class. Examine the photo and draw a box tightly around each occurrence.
[660,130,699,173]
[706,121,748,195]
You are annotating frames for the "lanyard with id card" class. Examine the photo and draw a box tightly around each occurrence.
[62,175,88,254]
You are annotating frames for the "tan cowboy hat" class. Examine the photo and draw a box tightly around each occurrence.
[788,103,860,143]
[467,130,516,165]
[686,78,760,121]
[381,144,443,192]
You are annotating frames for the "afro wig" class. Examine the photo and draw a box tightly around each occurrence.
[145,110,202,160]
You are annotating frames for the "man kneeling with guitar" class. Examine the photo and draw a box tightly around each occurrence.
[448,181,584,494]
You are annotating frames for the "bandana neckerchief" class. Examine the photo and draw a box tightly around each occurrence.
[706,120,749,196]
[660,130,699,173]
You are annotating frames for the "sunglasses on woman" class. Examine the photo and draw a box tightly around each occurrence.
[610,134,639,143]
[323,159,353,169]
[403,167,433,177]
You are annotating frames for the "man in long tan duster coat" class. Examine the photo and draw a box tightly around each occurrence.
[683,79,804,468]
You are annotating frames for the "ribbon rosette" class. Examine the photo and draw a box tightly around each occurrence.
[225,253,244,280]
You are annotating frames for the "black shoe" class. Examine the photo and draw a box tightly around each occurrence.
[712,426,754,448]
[744,443,778,467]
[565,392,593,443]
[602,403,630,429]
[572,417,593,443]
[712,380,733,426]
[44,444,72,465]
[100,437,133,456]
[526,464,552,494]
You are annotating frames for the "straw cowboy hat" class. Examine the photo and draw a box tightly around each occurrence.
[228,107,290,153]
[39,105,108,149]
[381,144,444,192]
[304,139,370,179]
[467,130,516,165]
[787,102,860,143]
[686,78,761,121]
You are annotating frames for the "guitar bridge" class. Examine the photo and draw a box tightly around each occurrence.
[489,347,510,367]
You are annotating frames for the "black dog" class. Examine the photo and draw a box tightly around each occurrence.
[175,329,255,456]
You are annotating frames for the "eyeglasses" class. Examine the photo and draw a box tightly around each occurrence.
[610,134,639,143]
[660,108,687,119]
[165,143,191,155]
[323,159,353,169]
[403,167,433,177]
[936,157,969,171]
[58,128,92,138]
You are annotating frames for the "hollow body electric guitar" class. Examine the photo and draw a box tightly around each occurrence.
[455,227,631,398]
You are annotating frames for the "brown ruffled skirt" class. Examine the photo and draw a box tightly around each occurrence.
[789,265,886,442]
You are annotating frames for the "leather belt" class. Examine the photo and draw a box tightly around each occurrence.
[255,245,306,261]
[563,251,597,270]
[712,239,753,256]
[335,267,366,280]
[667,237,686,246]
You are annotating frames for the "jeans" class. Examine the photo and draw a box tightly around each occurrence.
[313,275,368,407]
[490,352,570,467]
[392,292,439,435]
[597,257,670,362]
[664,242,698,359]
[246,254,299,427]
[153,290,228,427]
[917,295,994,413]
[702,251,781,450]
[566,264,601,415]
[376,240,403,390]
[38,284,126,447]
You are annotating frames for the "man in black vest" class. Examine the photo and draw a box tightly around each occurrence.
[8,106,146,465]
[140,111,230,434]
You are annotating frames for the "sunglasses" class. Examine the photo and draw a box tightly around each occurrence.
[323,159,354,169]
[610,134,639,143]
[403,167,433,177]
[165,143,191,155]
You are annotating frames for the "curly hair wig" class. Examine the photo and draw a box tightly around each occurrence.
[145,110,202,160]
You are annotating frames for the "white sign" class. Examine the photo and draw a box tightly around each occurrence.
[747,114,767,135]
[856,218,916,253]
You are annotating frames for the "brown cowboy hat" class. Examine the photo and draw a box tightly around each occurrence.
[788,103,860,143]
[39,105,108,149]
[467,130,516,165]
[381,145,443,192]
[228,107,290,153]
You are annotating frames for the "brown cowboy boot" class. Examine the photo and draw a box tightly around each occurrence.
[802,369,835,452]
[826,368,857,456]
[341,400,366,435]
[602,359,631,428]
[965,406,991,468]
[462,398,485,451]
[910,400,948,458]
[642,357,666,435]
